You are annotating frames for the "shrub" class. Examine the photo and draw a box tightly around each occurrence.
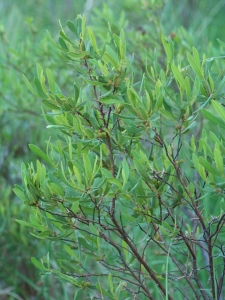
[14,14,225,300]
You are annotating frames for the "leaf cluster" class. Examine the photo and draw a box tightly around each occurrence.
[14,14,225,300]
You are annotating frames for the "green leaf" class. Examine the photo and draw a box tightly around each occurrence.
[122,240,129,263]
[187,48,204,79]
[13,186,27,202]
[50,183,64,197]
[72,163,83,186]
[52,269,83,287]
[107,178,122,189]
[159,108,174,121]
[59,30,75,46]
[122,159,129,188]
[171,64,185,90]
[81,76,106,86]
[102,168,113,178]
[67,20,78,36]
[15,219,34,228]
[34,77,47,98]
[29,144,54,166]
[216,75,225,93]
[71,201,80,214]
[212,100,225,120]
[64,244,79,260]
[83,153,92,185]
[78,237,97,252]
[59,36,69,50]
[119,29,126,60]
[65,51,88,60]
[87,27,99,55]
[46,69,55,97]
[198,164,207,181]
[199,157,220,175]
[214,148,224,174]
[81,15,86,40]
[108,273,114,295]
[98,97,124,105]
[103,45,119,69]
[42,99,59,110]
[22,74,39,97]
[202,109,225,129]
[161,35,173,65]
[31,257,47,271]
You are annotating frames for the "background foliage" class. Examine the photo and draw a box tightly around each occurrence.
[1,0,225,299]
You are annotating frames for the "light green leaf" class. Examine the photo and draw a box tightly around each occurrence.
[71,201,80,214]
[13,186,27,202]
[67,20,78,36]
[87,27,99,54]
[64,244,79,260]
[171,64,185,90]
[81,77,106,86]
[83,153,92,185]
[98,97,124,105]
[122,240,129,263]
[15,219,34,228]
[214,148,224,174]
[107,178,122,189]
[159,108,174,121]
[34,77,47,98]
[108,273,114,294]
[198,164,207,181]
[66,51,88,60]
[78,237,96,252]
[22,74,39,97]
[161,34,173,64]
[202,109,225,129]
[81,15,86,40]
[31,257,47,271]
[187,48,204,79]
[212,100,225,120]
[199,157,220,175]
[119,29,126,60]
[50,183,64,197]
[103,45,119,69]
[52,269,83,287]
[122,159,129,188]
[46,68,55,97]
[29,144,54,166]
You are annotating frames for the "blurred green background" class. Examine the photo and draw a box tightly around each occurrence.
[1,0,225,298]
